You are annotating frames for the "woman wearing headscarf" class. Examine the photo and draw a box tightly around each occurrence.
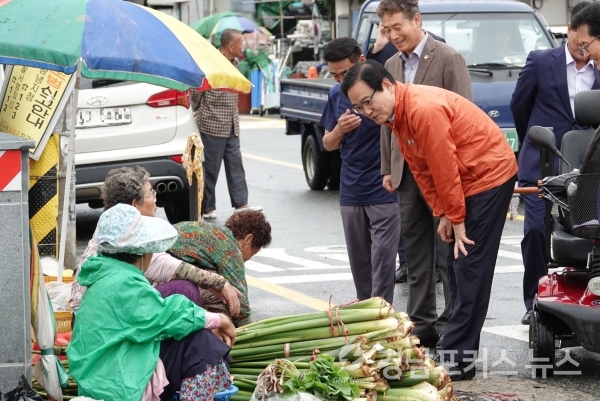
[70,166,242,320]
[168,210,272,327]
[68,204,235,401]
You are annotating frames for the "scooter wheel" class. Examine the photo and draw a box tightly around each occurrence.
[529,309,555,378]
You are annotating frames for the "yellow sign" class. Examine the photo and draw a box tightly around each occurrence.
[0,66,74,160]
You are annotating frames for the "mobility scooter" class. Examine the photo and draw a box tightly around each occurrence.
[526,90,600,378]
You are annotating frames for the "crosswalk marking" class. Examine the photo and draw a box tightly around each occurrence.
[482,325,529,342]
[245,260,284,273]
[243,238,531,283]
[497,249,524,260]
[264,273,354,284]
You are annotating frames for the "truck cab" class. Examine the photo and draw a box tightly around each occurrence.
[280,0,558,190]
[355,0,558,152]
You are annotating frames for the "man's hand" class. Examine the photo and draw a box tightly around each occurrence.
[382,174,394,193]
[452,222,475,258]
[372,23,390,54]
[211,314,236,346]
[438,216,454,243]
[338,109,361,134]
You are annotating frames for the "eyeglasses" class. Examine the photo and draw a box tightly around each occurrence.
[145,189,157,199]
[352,89,377,114]
[578,34,600,53]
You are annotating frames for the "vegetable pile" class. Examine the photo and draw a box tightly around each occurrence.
[230,297,456,401]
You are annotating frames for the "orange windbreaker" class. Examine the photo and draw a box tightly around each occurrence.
[388,82,518,224]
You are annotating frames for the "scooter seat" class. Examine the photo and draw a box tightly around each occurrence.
[551,216,593,267]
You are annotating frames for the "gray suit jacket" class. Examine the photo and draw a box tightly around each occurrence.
[381,35,473,188]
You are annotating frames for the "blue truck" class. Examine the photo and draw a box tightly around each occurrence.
[280,0,558,190]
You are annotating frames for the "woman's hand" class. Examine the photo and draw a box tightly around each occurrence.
[209,282,242,317]
[220,282,242,316]
[211,314,236,346]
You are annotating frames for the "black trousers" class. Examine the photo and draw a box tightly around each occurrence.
[441,175,516,362]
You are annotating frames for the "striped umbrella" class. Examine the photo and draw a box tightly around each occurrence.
[0,0,251,92]
[191,12,272,46]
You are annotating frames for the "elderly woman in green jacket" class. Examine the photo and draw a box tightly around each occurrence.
[68,204,235,401]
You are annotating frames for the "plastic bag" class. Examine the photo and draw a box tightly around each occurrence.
[46,281,72,312]
[250,391,325,401]
[0,375,43,401]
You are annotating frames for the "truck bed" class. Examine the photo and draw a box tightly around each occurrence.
[280,78,337,125]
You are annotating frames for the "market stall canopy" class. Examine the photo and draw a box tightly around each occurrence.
[0,0,251,93]
[191,11,272,47]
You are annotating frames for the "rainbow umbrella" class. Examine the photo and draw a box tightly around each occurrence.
[0,0,251,93]
[191,11,272,46]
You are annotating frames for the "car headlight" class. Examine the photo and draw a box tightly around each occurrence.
[588,276,600,296]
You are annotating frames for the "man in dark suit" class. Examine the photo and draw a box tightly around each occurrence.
[510,1,600,325]
[377,0,472,349]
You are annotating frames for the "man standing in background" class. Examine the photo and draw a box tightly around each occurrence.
[320,38,399,304]
[192,29,262,220]
[510,1,600,325]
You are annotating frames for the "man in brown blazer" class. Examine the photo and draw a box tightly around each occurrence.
[378,0,472,349]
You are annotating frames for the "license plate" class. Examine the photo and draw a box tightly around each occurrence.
[502,130,519,152]
[76,107,132,129]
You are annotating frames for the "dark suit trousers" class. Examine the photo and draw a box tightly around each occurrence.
[201,130,248,212]
[519,177,549,310]
[398,164,451,338]
[441,176,516,362]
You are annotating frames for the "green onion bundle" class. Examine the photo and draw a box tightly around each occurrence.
[230,298,457,401]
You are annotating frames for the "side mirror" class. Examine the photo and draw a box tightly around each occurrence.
[528,126,571,170]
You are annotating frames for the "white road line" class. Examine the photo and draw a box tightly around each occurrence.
[245,260,284,273]
[501,238,523,246]
[263,273,354,284]
[495,265,524,273]
[482,325,529,343]
[257,248,346,268]
[288,265,349,271]
[320,254,350,263]
[497,249,524,260]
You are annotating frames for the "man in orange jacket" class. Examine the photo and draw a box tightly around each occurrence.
[340,60,517,381]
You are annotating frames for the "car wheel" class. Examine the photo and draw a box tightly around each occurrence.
[327,150,342,190]
[303,135,331,190]
[163,190,191,224]
[529,309,555,378]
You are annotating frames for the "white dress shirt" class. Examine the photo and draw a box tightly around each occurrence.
[565,43,595,118]
[400,32,429,84]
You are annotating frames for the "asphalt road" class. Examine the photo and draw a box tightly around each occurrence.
[75,115,600,397]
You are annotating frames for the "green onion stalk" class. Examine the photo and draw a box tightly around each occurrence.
[377,381,454,401]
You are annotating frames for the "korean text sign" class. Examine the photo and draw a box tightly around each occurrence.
[0,66,74,160]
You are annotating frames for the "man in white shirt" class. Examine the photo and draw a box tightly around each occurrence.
[510,1,600,325]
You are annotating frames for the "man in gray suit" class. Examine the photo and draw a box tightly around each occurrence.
[378,0,472,349]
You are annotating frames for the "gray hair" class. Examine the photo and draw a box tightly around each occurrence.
[377,0,420,20]
[220,28,242,48]
[101,166,150,210]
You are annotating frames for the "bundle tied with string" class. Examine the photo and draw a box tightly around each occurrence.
[229,297,456,401]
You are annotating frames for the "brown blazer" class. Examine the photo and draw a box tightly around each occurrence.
[381,34,473,188]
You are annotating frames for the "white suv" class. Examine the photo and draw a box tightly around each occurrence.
[75,78,198,223]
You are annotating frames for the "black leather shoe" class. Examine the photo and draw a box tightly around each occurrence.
[435,334,444,350]
[435,268,442,283]
[414,334,440,349]
[442,361,476,381]
[521,309,533,325]
[395,263,408,283]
